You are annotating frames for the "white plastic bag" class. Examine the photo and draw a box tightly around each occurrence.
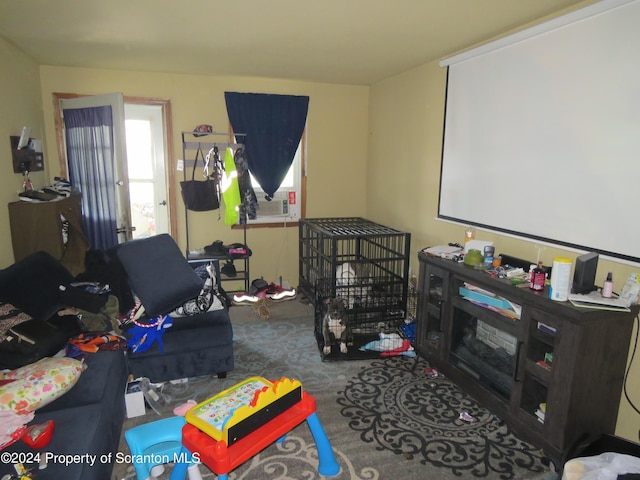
[562,452,640,480]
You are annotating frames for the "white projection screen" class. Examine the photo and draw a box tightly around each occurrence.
[438,0,640,263]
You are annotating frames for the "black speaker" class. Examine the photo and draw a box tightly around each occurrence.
[572,252,598,294]
[498,253,534,271]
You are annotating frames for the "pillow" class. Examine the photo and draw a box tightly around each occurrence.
[116,234,203,317]
[0,251,75,321]
[0,357,85,413]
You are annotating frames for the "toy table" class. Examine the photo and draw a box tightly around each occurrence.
[169,378,339,480]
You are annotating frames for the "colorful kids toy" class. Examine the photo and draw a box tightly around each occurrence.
[175,376,339,480]
[185,376,302,446]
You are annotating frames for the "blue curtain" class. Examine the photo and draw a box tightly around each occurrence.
[64,106,119,250]
[224,92,309,199]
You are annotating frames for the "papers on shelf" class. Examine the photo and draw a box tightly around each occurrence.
[568,292,631,312]
[459,283,522,319]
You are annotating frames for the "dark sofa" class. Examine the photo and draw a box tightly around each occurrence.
[0,234,234,479]
[0,351,128,480]
[117,234,234,382]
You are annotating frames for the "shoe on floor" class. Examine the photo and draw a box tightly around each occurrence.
[232,293,260,305]
[270,288,296,301]
[249,278,269,295]
[265,282,296,301]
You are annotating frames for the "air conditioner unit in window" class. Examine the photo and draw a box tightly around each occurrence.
[256,191,289,217]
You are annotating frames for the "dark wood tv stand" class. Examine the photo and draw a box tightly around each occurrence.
[415,251,638,463]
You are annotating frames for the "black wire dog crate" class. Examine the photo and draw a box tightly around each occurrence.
[299,218,411,360]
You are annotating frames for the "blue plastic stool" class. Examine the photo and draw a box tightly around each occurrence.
[125,416,201,480]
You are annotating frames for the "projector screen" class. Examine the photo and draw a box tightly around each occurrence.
[438,0,640,263]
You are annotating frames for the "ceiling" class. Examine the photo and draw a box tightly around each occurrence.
[0,0,593,86]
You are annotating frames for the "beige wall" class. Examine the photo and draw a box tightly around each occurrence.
[36,66,369,287]
[367,59,640,443]
[0,38,48,267]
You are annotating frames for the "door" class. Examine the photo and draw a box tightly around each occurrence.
[60,93,133,244]
[124,104,169,238]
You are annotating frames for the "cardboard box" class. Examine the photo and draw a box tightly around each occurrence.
[125,380,146,418]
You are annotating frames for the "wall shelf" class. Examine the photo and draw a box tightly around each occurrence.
[181,131,250,294]
[10,136,44,173]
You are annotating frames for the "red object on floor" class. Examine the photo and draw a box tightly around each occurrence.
[181,392,326,476]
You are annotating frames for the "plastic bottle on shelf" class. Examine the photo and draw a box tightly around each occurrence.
[549,257,572,301]
[530,261,545,291]
[602,272,614,298]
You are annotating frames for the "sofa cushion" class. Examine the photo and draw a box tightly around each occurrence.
[0,251,75,321]
[116,234,203,317]
[38,351,128,413]
[0,403,122,480]
[0,357,84,413]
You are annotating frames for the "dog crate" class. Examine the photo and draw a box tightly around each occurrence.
[299,217,411,360]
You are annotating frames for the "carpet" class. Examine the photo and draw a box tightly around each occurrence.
[112,299,558,480]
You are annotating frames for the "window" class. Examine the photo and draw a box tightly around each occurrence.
[124,104,168,238]
[243,135,305,226]
[224,91,308,227]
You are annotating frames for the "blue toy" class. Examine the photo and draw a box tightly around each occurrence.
[127,315,173,353]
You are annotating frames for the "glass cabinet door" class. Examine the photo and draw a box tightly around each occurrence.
[448,302,519,402]
[517,308,557,430]
[416,263,448,360]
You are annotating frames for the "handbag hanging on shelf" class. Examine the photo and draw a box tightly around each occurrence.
[180,146,220,212]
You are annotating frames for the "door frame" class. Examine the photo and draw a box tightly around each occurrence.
[52,93,178,240]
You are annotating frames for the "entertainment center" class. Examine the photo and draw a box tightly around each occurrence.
[415,251,639,463]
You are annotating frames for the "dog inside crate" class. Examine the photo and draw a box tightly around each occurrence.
[317,294,399,355]
[313,262,408,357]
[334,261,403,311]
[333,261,405,330]
[335,261,372,308]
[300,218,412,358]
[320,297,351,355]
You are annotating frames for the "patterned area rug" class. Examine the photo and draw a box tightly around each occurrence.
[113,300,556,480]
[338,356,549,479]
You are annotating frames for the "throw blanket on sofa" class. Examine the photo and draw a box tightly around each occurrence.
[0,302,31,341]
[170,263,224,316]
